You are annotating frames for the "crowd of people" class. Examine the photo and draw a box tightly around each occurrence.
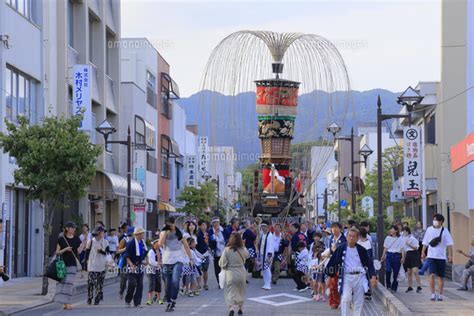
[51,212,465,316]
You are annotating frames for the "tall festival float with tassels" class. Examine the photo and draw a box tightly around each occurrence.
[253,63,304,217]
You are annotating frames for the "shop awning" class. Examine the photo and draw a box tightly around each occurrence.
[90,170,145,198]
[159,202,176,212]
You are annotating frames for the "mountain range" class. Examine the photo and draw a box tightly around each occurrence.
[178,89,401,169]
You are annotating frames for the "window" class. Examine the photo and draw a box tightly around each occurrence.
[6,0,36,23]
[161,136,171,178]
[5,66,38,124]
[161,93,172,119]
[135,116,145,145]
[5,67,12,120]
[176,162,182,190]
[147,153,157,173]
[425,114,436,145]
[146,71,157,107]
[106,31,114,76]
[88,17,95,63]
[68,0,74,48]
[145,120,156,150]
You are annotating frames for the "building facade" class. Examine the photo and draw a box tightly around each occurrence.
[0,0,45,279]
[121,38,160,235]
[438,0,474,267]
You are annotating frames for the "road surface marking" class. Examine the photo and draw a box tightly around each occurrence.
[248,293,312,306]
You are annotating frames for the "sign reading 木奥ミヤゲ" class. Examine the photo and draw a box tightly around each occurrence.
[73,65,92,133]
[403,126,422,198]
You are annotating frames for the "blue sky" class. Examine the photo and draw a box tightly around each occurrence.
[121,0,441,97]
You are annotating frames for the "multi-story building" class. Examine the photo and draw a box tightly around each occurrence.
[391,82,439,226]
[170,102,186,209]
[0,0,45,278]
[0,0,126,279]
[358,123,391,179]
[48,0,129,238]
[333,133,361,212]
[438,0,474,269]
[208,146,237,222]
[308,146,336,221]
[121,38,160,234]
[156,53,180,220]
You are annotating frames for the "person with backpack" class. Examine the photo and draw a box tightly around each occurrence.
[421,214,453,301]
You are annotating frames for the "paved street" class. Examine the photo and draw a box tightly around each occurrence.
[15,270,387,316]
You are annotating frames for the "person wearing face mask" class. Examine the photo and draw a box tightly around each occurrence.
[421,214,453,302]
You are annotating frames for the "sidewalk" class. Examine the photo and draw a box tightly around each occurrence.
[374,274,474,316]
[0,271,119,316]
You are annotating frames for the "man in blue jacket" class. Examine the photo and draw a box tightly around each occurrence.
[326,228,377,316]
[223,218,240,243]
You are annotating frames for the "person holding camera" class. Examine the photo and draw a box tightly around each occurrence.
[421,214,453,302]
[157,216,194,312]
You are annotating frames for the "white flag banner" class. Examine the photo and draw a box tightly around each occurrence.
[198,136,209,180]
[73,64,92,132]
[403,126,422,198]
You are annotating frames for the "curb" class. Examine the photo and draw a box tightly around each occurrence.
[1,275,119,316]
[372,282,414,316]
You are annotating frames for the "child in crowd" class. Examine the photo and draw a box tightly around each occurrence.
[182,237,200,297]
[106,229,119,261]
[146,239,163,305]
[310,242,327,302]
[293,241,310,292]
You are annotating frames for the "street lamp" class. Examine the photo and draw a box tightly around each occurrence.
[376,88,422,284]
[328,125,373,214]
[211,175,220,217]
[359,144,374,166]
[96,120,154,225]
[327,122,343,221]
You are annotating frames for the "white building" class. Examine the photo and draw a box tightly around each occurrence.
[208,146,237,222]
[358,123,391,179]
[121,38,160,232]
[309,146,337,221]
[0,0,45,278]
[0,0,124,279]
[170,102,186,209]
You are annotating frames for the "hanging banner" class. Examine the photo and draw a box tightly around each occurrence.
[403,126,422,197]
[198,137,209,180]
[361,196,374,217]
[186,155,197,187]
[72,64,92,132]
[450,131,474,172]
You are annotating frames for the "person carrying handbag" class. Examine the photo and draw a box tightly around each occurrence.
[54,221,84,310]
[86,227,110,305]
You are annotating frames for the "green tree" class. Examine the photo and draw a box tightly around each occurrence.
[177,182,216,221]
[358,146,403,215]
[0,115,102,295]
